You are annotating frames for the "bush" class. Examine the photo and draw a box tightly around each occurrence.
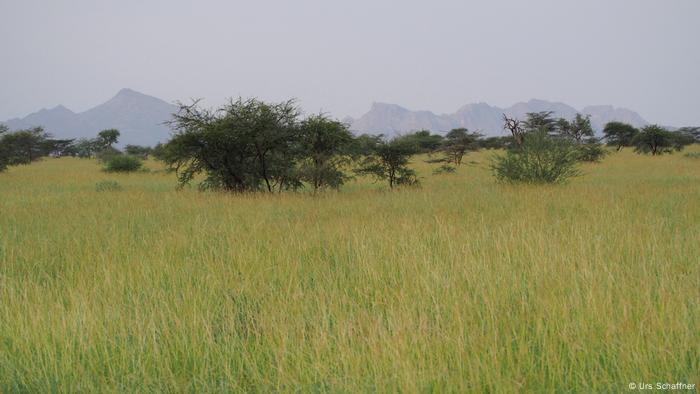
[491,130,580,184]
[95,146,122,163]
[95,180,122,192]
[104,155,143,173]
[576,142,608,162]
[684,152,700,159]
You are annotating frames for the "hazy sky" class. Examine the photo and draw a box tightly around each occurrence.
[1,0,699,125]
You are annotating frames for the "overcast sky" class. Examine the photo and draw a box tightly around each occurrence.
[1,0,699,125]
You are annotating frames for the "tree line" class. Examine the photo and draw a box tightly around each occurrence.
[1,98,698,188]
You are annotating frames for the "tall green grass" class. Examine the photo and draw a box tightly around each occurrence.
[1,148,698,392]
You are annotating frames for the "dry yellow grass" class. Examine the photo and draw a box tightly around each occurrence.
[1,148,698,392]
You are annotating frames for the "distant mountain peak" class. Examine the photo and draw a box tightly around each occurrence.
[2,88,177,146]
[351,98,650,136]
[115,87,140,96]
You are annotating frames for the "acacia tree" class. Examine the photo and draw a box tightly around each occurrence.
[555,114,606,162]
[68,138,101,158]
[556,114,594,142]
[437,128,481,165]
[523,111,558,134]
[355,136,418,188]
[96,129,120,150]
[298,114,354,193]
[603,122,639,151]
[1,127,52,165]
[397,130,444,153]
[503,114,525,146]
[677,127,700,142]
[631,125,691,155]
[165,98,302,192]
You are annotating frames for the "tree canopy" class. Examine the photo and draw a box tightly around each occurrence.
[355,136,419,188]
[603,122,639,150]
[631,125,693,155]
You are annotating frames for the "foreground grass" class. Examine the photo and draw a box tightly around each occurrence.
[0,148,698,392]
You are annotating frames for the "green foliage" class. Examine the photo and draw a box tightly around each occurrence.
[150,143,168,162]
[523,111,558,134]
[0,127,53,166]
[124,144,152,159]
[165,98,303,192]
[96,129,120,150]
[0,125,8,172]
[95,180,123,192]
[491,130,580,184]
[442,128,481,165]
[576,142,608,162]
[477,136,514,150]
[67,138,100,158]
[103,155,143,173]
[631,125,691,155]
[298,114,354,192]
[677,127,700,142]
[603,122,638,150]
[355,136,419,188]
[556,114,594,142]
[395,130,444,153]
[95,146,122,163]
[348,134,382,157]
[684,151,700,159]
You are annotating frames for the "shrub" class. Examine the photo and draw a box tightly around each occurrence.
[684,152,700,159]
[491,130,580,184]
[95,180,122,192]
[104,155,143,173]
[95,146,122,163]
[576,142,608,162]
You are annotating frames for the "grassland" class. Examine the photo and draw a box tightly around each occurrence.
[1,147,699,392]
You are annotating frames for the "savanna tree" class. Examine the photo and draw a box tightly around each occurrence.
[503,114,525,146]
[556,114,606,162]
[436,128,482,165]
[676,127,700,142]
[603,122,639,151]
[631,125,691,155]
[523,111,558,134]
[165,98,302,192]
[0,127,52,165]
[96,129,120,150]
[355,136,418,189]
[556,114,594,142]
[398,130,444,153]
[298,114,354,192]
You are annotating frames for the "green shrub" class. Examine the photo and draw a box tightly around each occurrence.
[95,146,122,163]
[104,155,143,173]
[684,151,700,159]
[576,142,608,162]
[491,130,580,184]
[95,180,122,192]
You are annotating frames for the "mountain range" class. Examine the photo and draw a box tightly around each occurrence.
[2,88,177,146]
[2,89,651,145]
[347,99,648,136]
